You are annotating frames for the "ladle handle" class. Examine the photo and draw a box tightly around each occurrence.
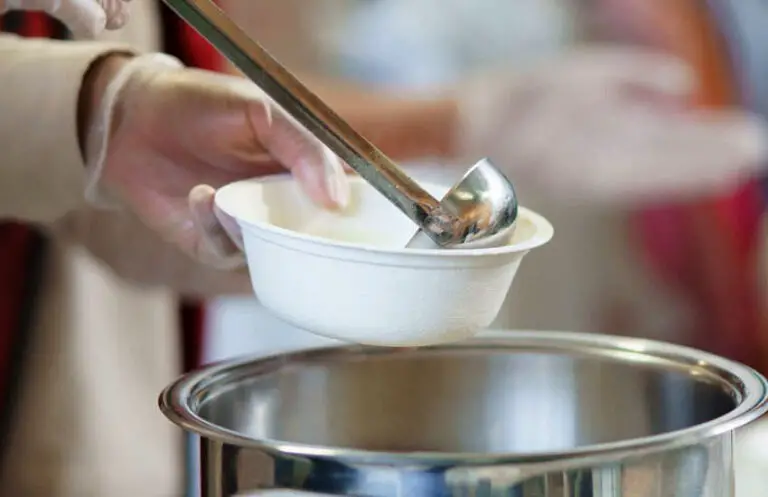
[161,0,451,239]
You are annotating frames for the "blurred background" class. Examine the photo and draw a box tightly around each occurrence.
[190,0,768,495]
[1,1,767,496]
[206,0,768,367]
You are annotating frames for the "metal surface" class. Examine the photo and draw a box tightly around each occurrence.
[160,0,518,248]
[406,158,519,249]
[160,331,768,496]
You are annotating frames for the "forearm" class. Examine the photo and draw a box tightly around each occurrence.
[313,80,459,163]
[219,0,460,163]
[225,64,460,163]
[0,34,133,223]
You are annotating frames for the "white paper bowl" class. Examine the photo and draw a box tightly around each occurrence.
[215,175,553,346]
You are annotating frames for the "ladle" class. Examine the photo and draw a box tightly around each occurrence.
[161,0,518,248]
[405,158,518,249]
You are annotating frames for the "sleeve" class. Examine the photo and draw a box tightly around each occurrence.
[0,34,134,223]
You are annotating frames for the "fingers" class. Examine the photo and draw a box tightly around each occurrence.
[188,184,245,270]
[646,111,768,194]
[459,44,765,205]
[99,0,130,30]
[571,109,768,202]
[246,99,351,210]
[28,0,130,38]
[166,71,351,211]
[565,46,695,99]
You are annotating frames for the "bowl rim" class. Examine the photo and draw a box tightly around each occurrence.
[159,330,768,467]
[215,175,554,257]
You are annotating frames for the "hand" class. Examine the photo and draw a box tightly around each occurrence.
[454,46,768,204]
[0,0,130,38]
[586,0,680,48]
[82,53,349,269]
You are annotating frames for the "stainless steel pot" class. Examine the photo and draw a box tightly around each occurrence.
[160,331,768,496]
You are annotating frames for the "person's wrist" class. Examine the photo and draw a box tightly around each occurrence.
[381,96,459,161]
[77,52,134,160]
[360,95,459,162]
[426,97,461,161]
[439,97,466,161]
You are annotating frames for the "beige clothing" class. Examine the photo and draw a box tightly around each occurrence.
[0,2,246,495]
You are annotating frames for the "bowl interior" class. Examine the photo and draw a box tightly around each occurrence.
[194,338,742,455]
[215,175,548,251]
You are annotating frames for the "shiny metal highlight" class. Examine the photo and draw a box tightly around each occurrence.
[160,331,768,496]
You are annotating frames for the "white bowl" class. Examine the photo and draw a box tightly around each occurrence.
[215,175,553,346]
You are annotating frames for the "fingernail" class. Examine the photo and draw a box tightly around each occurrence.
[108,10,128,29]
[323,148,350,208]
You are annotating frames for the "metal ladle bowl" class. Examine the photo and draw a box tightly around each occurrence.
[406,158,518,249]
[162,0,519,249]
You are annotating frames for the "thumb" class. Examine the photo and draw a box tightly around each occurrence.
[188,184,245,270]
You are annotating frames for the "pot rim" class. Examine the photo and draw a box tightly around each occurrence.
[159,330,768,466]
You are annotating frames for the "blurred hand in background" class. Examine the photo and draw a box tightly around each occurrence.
[452,45,768,205]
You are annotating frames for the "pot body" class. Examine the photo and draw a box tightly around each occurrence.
[161,332,768,497]
[197,435,733,496]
